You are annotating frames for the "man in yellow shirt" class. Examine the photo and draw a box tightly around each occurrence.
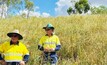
[0,30,29,65]
[38,24,61,65]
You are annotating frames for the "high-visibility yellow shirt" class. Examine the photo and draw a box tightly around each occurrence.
[0,42,29,62]
[39,35,61,49]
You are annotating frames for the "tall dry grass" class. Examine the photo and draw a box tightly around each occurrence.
[0,15,107,65]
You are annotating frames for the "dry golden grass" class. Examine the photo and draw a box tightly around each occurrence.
[0,14,107,65]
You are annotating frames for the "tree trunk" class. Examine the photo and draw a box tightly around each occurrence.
[27,10,30,18]
[1,2,7,18]
[1,3,4,18]
[5,1,8,18]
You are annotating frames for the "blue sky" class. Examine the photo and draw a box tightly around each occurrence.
[31,0,57,16]
[18,0,107,17]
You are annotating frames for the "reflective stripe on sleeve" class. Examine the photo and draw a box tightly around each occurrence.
[4,53,23,56]
[6,60,22,62]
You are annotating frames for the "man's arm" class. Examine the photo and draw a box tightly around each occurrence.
[0,44,4,60]
[38,45,44,51]
[0,54,3,60]
[55,36,61,51]
[23,55,29,62]
[55,45,61,51]
[38,37,44,51]
[22,44,30,62]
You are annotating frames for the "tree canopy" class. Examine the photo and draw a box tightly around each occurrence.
[91,6,107,14]
[0,0,34,18]
[75,0,90,14]
[67,0,90,15]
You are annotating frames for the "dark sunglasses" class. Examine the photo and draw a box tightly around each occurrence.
[45,29,51,31]
[11,35,18,37]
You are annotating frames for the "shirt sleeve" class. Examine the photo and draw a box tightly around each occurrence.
[23,55,29,62]
[0,43,4,53]
[0,54,3,60]
[22,45,29,55]
[55,36,61,51]
[38,37,44,51]
[38,37,44,46]
[55,45,61,51]
[56,36,61,45]
[0,43,5,60]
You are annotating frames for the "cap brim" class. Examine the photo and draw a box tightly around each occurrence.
[43,27,46,29]
[7,33,23,40]
[43,27,54,29]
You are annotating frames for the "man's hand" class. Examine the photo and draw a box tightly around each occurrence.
[49,49,55,52]
[0,60,7,65]
[44,48,55,52]
[44,48,50,52]
[19,61,25,65]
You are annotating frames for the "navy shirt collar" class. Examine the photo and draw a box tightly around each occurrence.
[45,34,53,36]
[10,41,19,45]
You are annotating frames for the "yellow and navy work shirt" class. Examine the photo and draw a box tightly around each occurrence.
[39,35,61,49]
[0,41,29,62]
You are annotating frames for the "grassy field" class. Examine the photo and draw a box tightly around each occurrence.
[0,15,107,65]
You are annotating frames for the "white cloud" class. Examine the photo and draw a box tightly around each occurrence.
[55,0,107,16]
[18,10,50,18]
[88,0,107,7]
[18,5,50,17]
[18,9,40,17]
[55,0,78,16]
[29,11,41,17]
[34,6,39,11]
[18,6,41,17]
[42,12,50,17]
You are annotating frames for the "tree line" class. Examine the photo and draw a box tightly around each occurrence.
[67,0,107,15]
[0,0,34,18]
[0,0,107,18]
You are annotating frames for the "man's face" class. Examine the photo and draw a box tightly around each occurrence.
[11,34,19,43]
[45,28,53,35]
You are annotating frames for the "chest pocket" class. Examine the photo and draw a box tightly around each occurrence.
[4,45,23,53]
[43,38,56,45]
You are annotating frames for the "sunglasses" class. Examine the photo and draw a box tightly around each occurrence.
[11,35,18,37]
[45,29,51,31]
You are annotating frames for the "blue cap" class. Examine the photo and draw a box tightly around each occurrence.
[43,23,54,29]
